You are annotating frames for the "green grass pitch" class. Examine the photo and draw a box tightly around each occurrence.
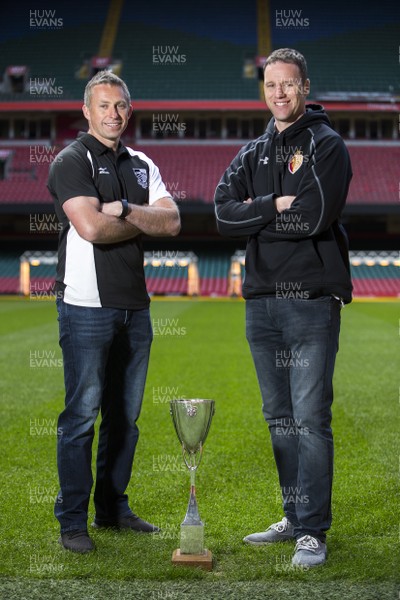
[0,298,398,599]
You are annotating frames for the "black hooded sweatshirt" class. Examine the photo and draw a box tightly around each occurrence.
[214,104,353,303]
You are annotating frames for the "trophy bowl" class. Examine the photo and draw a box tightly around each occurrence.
[170,399,214,456]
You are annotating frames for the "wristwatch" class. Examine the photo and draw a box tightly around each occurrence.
[119,198,129,219]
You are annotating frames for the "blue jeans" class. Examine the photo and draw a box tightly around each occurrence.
[246,296,341,542]
[55,299,152,533]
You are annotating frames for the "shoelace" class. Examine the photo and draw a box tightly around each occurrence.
[270,517,289,533]
[295,535,320,552]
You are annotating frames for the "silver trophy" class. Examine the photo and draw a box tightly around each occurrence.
[170,399,215,570]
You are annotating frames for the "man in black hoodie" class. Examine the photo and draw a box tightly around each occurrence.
[214,48,352,567]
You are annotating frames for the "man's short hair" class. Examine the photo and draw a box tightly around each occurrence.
[263,48,308,83]
[84,70,131,107]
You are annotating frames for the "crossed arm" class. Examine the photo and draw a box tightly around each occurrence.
[62,196,181,244]
[216,135,351,239]
[244,195,296,212]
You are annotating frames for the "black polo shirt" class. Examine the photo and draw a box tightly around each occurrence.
[48,132,170,309]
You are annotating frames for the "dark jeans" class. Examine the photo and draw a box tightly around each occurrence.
[246,296,341,541]
[55,299,152,533]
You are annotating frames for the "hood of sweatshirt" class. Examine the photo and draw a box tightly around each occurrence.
[265,103,332,141]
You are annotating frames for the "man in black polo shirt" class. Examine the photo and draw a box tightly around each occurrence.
[48,70,180,553]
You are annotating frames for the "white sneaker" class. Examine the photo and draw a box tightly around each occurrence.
[243,516,295,545]
[292,535,327,567]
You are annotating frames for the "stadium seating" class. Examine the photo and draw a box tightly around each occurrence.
[1,144,398,206]
[0,146,53,203]
[197,251,231,296]
[1,250,398,298]
[351,263,400,297]
[0,2,110,101]
[352,278,399,297]
[346,145,400,204]
[295,23,399,96]
[137,143,400,206]
[135,144,242,205]
[144,263,188,295]
[0,7,397,100]
[0,254,19,292]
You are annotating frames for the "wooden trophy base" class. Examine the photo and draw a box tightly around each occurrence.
[171,548,213,571]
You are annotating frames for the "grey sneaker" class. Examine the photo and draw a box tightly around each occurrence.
[243,516,295,545]
[292,535,327,567]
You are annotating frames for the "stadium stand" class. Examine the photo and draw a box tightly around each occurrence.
[352,273,400,297]
[1,249,398,298]
[1,5,397,100]
[0,1,398,298]
[144,258,189,296]
[0,1,111,101]
[0,253,19,293]
[198,251,231,296]
[350,252,400,297]
[0,144,399,207]
[294,24,399,97]
[345,144,400,205]
[0,146,53,204]
[145,271,188,296]
[230,251,400,299]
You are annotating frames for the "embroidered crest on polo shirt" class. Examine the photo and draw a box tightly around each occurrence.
[288,150,304,174]
[133,168,148,189]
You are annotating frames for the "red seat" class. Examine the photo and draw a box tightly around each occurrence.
[1,143,398,206]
